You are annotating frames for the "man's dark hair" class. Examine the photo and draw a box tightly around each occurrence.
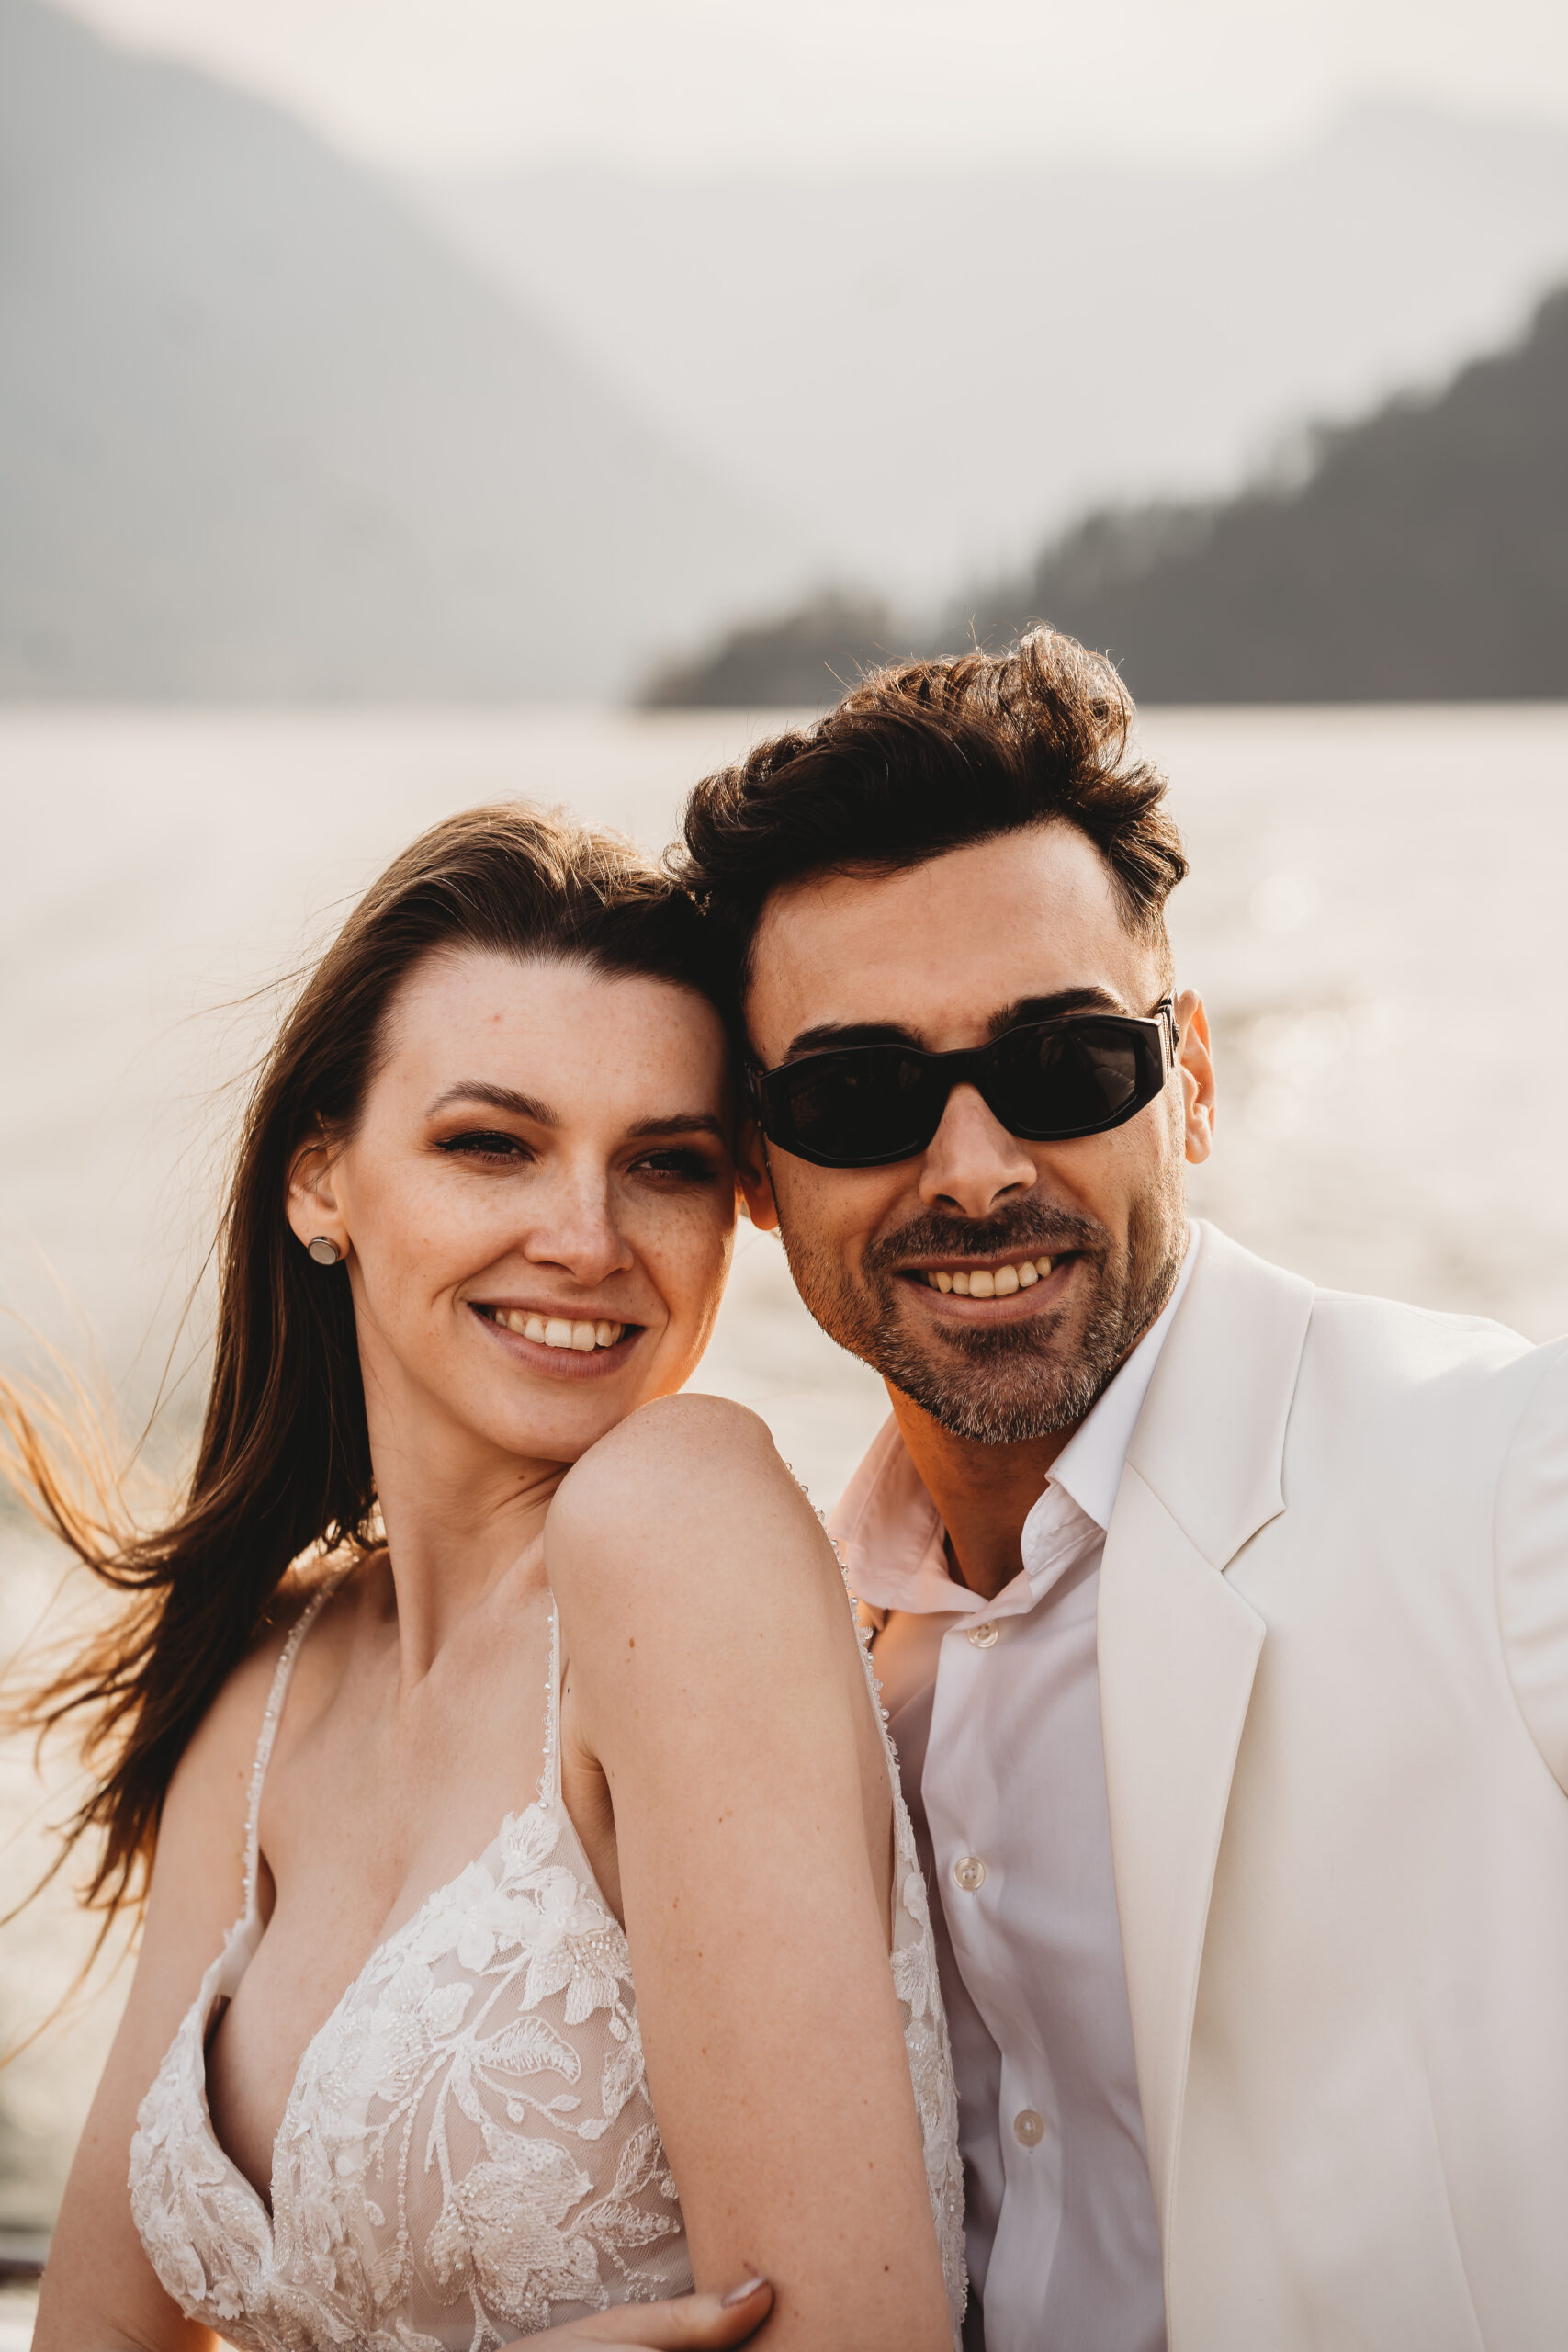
[673,628,1188,1026]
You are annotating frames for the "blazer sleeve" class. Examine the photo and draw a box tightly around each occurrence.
[1495,1339,1568,1797]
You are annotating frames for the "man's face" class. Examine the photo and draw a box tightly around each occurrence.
[743,822,1215,1443]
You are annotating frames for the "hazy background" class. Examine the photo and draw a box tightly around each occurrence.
[4,0,1568,2308]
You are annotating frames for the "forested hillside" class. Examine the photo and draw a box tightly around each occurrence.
[646,286,1568,706]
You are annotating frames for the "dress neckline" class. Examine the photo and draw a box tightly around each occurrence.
[201,1577,566,2225]
[243,1801,555,2225]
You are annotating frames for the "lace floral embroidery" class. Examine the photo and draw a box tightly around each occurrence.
[132,1795,688,2349]
[130,1570,966,2348]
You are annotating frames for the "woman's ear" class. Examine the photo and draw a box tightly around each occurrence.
[286,1130,350,1261]
[734,1115,780,1235]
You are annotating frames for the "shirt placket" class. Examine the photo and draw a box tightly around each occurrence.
[921,1494,1100,2329]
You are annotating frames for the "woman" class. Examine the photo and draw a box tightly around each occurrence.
[16,807,964,2351]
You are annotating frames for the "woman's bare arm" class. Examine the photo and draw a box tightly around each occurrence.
[548,1394,952,2352]
[29,1627,290,2352]
[32,1600,780,2352]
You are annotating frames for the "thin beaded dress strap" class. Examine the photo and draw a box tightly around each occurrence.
[536,1591,563,1807]
[784,1463,893,1734]
[241,1579,340,1922]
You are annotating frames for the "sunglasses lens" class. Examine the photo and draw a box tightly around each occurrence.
[989,1021,1151,1135]
[773,1049,936,1164]
[758,1012,1167,1164]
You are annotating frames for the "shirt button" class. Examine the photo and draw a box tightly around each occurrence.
[966,1622,1000,1648]
[1014,2109,1045,2147]
[952,1853,987,1892]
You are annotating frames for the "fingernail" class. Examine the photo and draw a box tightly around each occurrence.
[721,2276,769,2307]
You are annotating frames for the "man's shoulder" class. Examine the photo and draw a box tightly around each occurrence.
[1305,1280,1540,1376]
[1287,1271,1567,1474]
[1190,1222,1565,1448]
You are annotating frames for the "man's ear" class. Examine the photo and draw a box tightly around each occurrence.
[285,1129,350,1261]
[734,1114,780,1234]
[1176,989,1216,1166]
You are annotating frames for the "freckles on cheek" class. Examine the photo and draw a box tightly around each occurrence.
[639,1219,734,1326]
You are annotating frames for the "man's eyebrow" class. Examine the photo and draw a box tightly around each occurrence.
[986,986,1128,1039]
[424,1081,559,1124]
[783,1019,925,1057]
[626,1112,728,1143]
[781,988,1129,1060]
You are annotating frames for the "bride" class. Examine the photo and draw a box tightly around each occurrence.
[19,806,964,2352]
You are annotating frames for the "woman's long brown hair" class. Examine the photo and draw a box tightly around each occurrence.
[2,804,716,1927]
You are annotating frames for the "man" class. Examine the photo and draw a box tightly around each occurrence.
[673,631,1568,2352]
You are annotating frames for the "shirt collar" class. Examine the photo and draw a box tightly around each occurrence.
[831,1412,954,1616]
[1043,1223,1200,1536]
[830,1223,1200,1621]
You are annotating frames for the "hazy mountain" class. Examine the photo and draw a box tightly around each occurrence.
[637,282,1568,706]
[0,0,808,698]
[972,285,1568,701]
[640,594,915,711]
[414,107,1568,604]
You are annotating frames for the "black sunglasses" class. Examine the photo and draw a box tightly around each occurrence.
[747,998,1179,1170]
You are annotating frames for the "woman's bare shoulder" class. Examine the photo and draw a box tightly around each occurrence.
[545,1393,852,1697]
[549,1394,808,1576]
[566,1389,781,1487]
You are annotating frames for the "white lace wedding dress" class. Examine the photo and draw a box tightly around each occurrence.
[130,1577,967,2349]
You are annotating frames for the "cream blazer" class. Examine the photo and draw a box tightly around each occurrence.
[1105,1222,1568,2352]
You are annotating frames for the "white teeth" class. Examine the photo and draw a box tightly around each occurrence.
[927,1258,1051,1296]
[492,1307,624,1350]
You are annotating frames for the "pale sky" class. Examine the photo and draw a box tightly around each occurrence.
[52,0,1568,177]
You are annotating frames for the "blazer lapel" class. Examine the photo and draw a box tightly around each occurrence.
[1099,1224,1314,2249]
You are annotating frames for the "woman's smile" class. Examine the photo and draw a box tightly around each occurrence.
[470,1296,643,1377]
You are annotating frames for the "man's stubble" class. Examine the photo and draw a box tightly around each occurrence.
[773,1141,1188,1446]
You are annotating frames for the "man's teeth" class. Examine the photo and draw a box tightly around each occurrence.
[927,1255,1054,1295]
[492,1309,625,1351]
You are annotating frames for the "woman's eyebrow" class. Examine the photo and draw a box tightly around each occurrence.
[626,1113,728,1142]
[424,1080,559,1124]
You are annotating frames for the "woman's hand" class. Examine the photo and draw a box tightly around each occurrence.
[502,2278,773,2349]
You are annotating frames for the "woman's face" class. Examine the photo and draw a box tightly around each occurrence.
[289,948,743,1472]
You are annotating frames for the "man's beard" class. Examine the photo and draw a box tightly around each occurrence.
[777,1170,1187,1446]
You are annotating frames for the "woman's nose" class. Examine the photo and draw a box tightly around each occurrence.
[519,1169,634,1285]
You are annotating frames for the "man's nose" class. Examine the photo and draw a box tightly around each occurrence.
[918,1084,1038,1218]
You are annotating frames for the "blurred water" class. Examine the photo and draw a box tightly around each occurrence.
[2,702,1567,2301]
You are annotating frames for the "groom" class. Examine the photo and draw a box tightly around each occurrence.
[672,632,1568,2352]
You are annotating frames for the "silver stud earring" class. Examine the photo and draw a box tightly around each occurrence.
[306,1236,342,1266]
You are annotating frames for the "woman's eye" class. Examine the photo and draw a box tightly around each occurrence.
[630,1148,720,1185]
[435,1129,534,1165]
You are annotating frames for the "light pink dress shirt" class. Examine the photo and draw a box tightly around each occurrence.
[831,1232,1199,2352]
